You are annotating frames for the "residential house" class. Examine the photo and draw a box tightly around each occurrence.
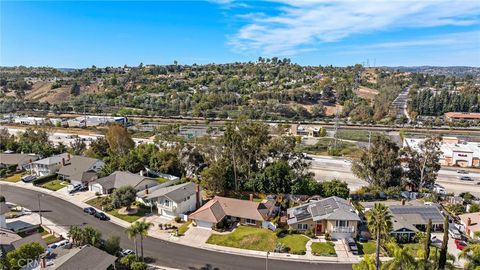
[57,155,104,186]
[0,229,46,255]
[44,245,117,270]
[0,153,39,171]
[30,153,71,177]
[89,171,159,194]
[287,196,361,239]
[138,182,201,218]
[189,195,276,230]
[459,212,480,239]
[388,204,445,241]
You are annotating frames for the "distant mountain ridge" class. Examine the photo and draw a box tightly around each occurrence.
[383,66,480,77]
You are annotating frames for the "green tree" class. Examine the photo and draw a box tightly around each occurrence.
[105,124,134,155]
[319,127,327,137]
[69,136,86,155]
[422,219,432,270]
[352,135,402,188]
[366,203,392,270]
[403,136,442,191]
[126,224,139,260]
[134,221,153,262]
[104,235,121,255]
[200,159,228,196]
[253,160,295,194]
[320,179,350,199]
[120,254,137,269]
[460,242,480,270]
[6,242,45,270]
[438,216,449,270]
[131,261,147,270]
[353,254,376,270]
[112,185,137,210]
[382,244,417,270]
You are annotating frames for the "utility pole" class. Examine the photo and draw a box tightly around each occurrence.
[368,131,372,148]
[37,194,43,226]
[265,251,270,270]
[83,99,87,128]
[333,109,339,149]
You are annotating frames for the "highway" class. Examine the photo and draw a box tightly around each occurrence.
[309,155,480,196]
[0,185,351,270]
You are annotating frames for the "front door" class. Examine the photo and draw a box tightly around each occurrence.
[316,223,323,235]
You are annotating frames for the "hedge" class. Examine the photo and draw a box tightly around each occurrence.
[32,174,58,185]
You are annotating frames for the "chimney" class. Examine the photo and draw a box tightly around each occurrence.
[145,185,149,195]
[249,194,253,202]
[195,184,201,209]
[347,198,352,205]
[401,199,406,206]
[62,158,65,166]
[468,217,472,226]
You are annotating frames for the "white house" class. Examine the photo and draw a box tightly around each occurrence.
[139,182,201,218]
[30,153,71,177]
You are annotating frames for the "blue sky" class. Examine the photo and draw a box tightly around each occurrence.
[1,1,480,67]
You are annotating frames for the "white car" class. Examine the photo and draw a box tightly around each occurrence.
[120,249,135,257]
[21,175,37,183]
[48,239,69,249]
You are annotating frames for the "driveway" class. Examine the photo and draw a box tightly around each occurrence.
[1,184,353,270]
[56,187,97,202]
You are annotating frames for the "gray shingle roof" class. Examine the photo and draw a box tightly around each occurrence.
[46,245,116,270]
[57,155,101,178]
[144,182,197,203]
[0,153,39,166]
[93,171,158,190]
[287,196,360,225]
[389,205,444,232]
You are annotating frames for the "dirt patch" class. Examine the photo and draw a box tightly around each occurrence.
[324,104,343,116]
[355,86,379,101]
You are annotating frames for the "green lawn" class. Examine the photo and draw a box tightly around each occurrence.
[357,241,378,255]
[207,226,277,252]
[41,179,68,191]
[107,207,149,223]
[311,242,336,257]
[43,234,62,245]
[178,220,192,236]
[1,173,24,182]
[401,243,439,258]
[336,130,382,142]
[277,234,310,255]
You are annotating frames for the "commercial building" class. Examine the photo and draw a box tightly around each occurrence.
[404,137,480,167]
[445,112,480,121]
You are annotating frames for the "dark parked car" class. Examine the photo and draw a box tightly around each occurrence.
[347,238,358,255]
[460,176,473,181]
[83,207,96,215]
[94,212,110,221]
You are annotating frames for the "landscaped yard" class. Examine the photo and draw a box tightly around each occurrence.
[178,220,192,236]
[296,138,360,157]
[401,243,439,258]
[40,179,68,191]
[107,207,149,223]
[207,226,277,252]
[311,242,336,256]
[277,234,309,255]
[357,241,378,255]
[1,173,24,182]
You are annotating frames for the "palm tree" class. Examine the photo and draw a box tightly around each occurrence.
[353,254,376,270]
[135,220,153,261]
[68,226,82,246]
[459,242,480,270]
[83,226,102,247]
[382,244,417,270]
[126,223,139,260]
[365,203,392,270]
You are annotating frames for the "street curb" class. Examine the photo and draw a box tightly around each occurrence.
[0,182,361,265]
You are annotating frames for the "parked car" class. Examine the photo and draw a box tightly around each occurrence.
[48,240,69,249]
[68,184,86,194]
[457,170,469,174]
[449,228,462,240]
[94,212,110,221]
[83,207,97,215]
[460,176,473,181]
[455,239,468,250]
[432,185,446,195]
[346,238,358,255]
[21,175,37,183]
[119,249,135,257]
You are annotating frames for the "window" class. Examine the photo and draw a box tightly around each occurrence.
[245,218,256,225]
[297,224,308,230]
[336,220,348,227]
[165,199,170,207]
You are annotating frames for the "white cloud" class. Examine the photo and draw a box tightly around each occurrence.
[222,0,480,56]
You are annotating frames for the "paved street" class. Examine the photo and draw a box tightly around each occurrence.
[0,184,352,270]
[309,155,480,196]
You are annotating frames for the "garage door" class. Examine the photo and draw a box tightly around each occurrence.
[195,220,213,230]
[91,184,103,194]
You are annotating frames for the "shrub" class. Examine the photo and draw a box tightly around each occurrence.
[174,216,182,223]
[304,227,315,238]
[32,174,58,185]
[103,204,114,212]
[274,243,290,253]
[276,228,288,237]
[325,232,332,241]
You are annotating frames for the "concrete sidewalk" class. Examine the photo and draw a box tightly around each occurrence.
[0,181,362,264]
